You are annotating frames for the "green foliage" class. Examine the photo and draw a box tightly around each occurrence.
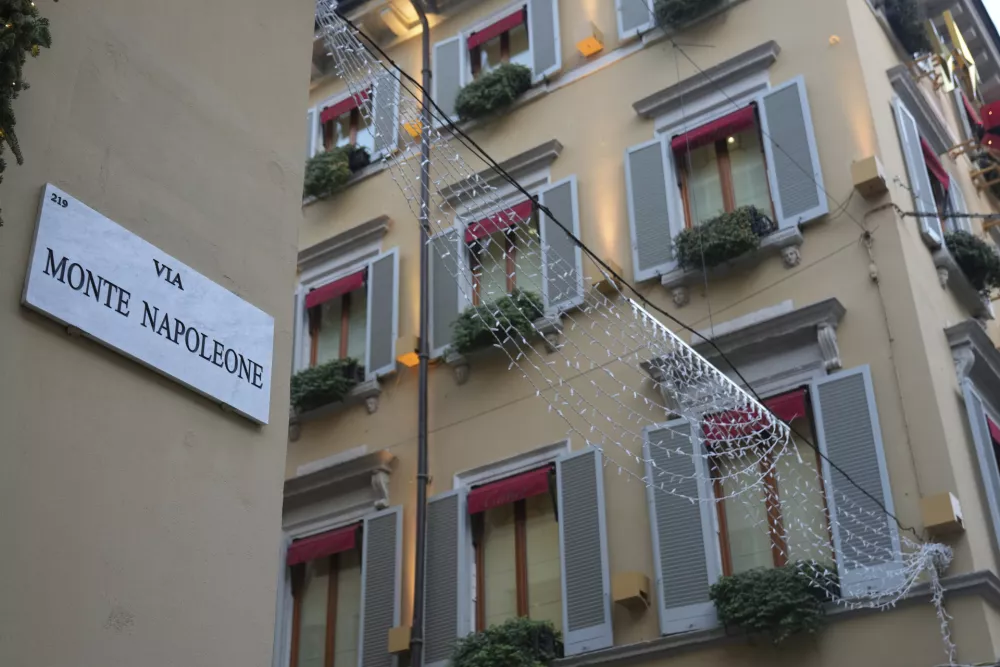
[674,205,775,270]
[451,617,561,667]
[303,144,370,199]
[0,0,54,226]
[877,0,932,55]
[455,63,533,121]
[289,357,361,413]
[709,562,835,644]
[451,289,544,355]
[653,0,724,28]
[945,230,1000,295]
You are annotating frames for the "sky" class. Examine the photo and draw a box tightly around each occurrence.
[986,0,1000,33]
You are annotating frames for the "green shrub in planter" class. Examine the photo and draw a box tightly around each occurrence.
[290,358,362,413]
[303,147,352,199]
[451,617,562,667]
[709,562,836,644]
[455,63,533,121]
[674,205,775,270]
[945,230,1000,295]
[451,289,544,355]
[877,0,931,55]
[654,0,724,28]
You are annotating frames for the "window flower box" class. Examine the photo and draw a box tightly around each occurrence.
[934,232,999,320]
[290,357,364,415]
[454,63,533,121]
[874,0,932,56]
[653,0,725,30]
[302,144,372,200]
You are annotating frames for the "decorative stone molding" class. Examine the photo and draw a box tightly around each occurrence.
[440,140,563,207]
[817,323,842,371]
[660,227,804,304]
[937,266,950,289]
[288,379,383,442]
[446,350,470,385]
[947,320,1000,401]
[371,470,390,509]
[533,315,563,353]
[297,215,390,271]
[671,286,690,308]
[933,249,995,320]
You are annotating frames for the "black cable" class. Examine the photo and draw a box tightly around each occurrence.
[331,11,921,539]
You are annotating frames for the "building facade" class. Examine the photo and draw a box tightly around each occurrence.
[284,1,1000,666]
[0,0,312,665]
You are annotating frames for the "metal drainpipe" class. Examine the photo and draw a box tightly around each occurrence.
[409,1,432,666]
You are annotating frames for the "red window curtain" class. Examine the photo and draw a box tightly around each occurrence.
[467,465,553,515]
[982,101,1000,133]
[287,523,360,566]
[988,416,1000,446]
[920,138,951,191]
[467,9,526,49]
[305,269,366,309]
[464,199,534,243]
[320,90,371,125]
[702,388,808,442]
[964,91,984,128]
[671,106,756,153]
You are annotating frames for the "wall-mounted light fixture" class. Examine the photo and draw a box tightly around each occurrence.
[576,23,604,58]
[396,335,419,367]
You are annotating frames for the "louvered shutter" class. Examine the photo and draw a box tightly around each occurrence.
[538,176,584,314]
[954,87,975,143]
[272,534,292,667]
[424,490,470,667]
[811,366,903,598]
[948,181,972,233]
[758,76,829,228]
[365,248,399,379]
[358,507,403,667]
[625,138,677,281]
[893,96,944,248]
[962,380,1000,553]
[306,109,317,158]
[556,448,612,655]
[527,0,561,80]
[616,0,654,39]
[643,420,720,634]
[371,74,401,157]
[292,286,305,373]
[429,229,464,357]
[433,36,464,122]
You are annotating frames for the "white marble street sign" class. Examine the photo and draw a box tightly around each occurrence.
[22,184,275,424]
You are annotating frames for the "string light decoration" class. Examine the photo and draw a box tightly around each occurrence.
[0,0,53,226]
[314,5,959,663]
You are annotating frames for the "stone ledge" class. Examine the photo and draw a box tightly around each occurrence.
[933,249,995,321]
[288,378,382,441]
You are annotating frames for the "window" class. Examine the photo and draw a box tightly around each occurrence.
[468,208,543,305]
[318,91,375,155]
[673,107,774,228]
[307,269,369,370]
[709,392,832,576]
[468,8,531,79]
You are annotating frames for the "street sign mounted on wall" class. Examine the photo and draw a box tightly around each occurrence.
[22,184,275,424]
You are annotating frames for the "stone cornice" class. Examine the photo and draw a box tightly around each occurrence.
[439,140,563,206]
[297,215,390,270]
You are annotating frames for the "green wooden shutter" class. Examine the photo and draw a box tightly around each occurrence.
[433,36,464,122]
[365,249,399,378]
[616,0,654,39]
[538,176,584,314]
[527,0,561,79]
[424,490,470,667]
[625,138,677,281]
[359,507,403,667]
[892,96,944,247]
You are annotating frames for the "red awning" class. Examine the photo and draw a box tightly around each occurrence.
[988,416,1000,445]
[703,389,808,442]
[287,523,360,566]
[467,465,552,515]
[982,101,1000,133]
[305,269,366,309]
[467,9,526,49]
[963,91,984,128]
[464,200,534,243]
[320,90,370,124]
[671,106,756,153]
[921,138,951,191]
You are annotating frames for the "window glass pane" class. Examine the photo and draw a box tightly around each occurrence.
[333,112,353,149]
[315,299,344,365]
[333,549,363,667]
[513,219,543,298]
[475,232,510,304]
[777,422,834,565]
[508,23,531,69]
[681,144,725,226]
[355,111,375,155]
[482,503,517,629]
[478,35,503,75]
[297,559,330,667]
[728,129,772,215]
[718,454,773,574]
[346,288,368,368]
[525,493,562,633]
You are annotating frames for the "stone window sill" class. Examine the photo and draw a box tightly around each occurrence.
[302,158,393,208]
[443,316,563,385]
[288,378,382,441]
[660,227,804,307]
[933,249,996,321]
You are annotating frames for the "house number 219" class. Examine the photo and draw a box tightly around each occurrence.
[50,193,69,208]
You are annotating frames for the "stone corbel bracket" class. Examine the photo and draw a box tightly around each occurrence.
[947,320,1000,401]
[445,350,470,385]
[533,314,564,354]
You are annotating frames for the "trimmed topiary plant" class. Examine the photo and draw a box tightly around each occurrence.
[653,0,724,29]
[709,562,836,644]
[451,617,562,667]
[674,205,775,270]
[290,357,362,413]
[451,289,544,355]
[945,230,1000,295]
[455,63,533,121]
[877,0,931,55]
[303,144,370,199]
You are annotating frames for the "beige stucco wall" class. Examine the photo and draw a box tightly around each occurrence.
[294,0,1000,662]
[0,0,311,665]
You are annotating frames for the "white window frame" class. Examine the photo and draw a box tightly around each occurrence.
[307,86,381,160]
[294,238,384,372]
[453,439,571,634]
[457,1,539,86]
